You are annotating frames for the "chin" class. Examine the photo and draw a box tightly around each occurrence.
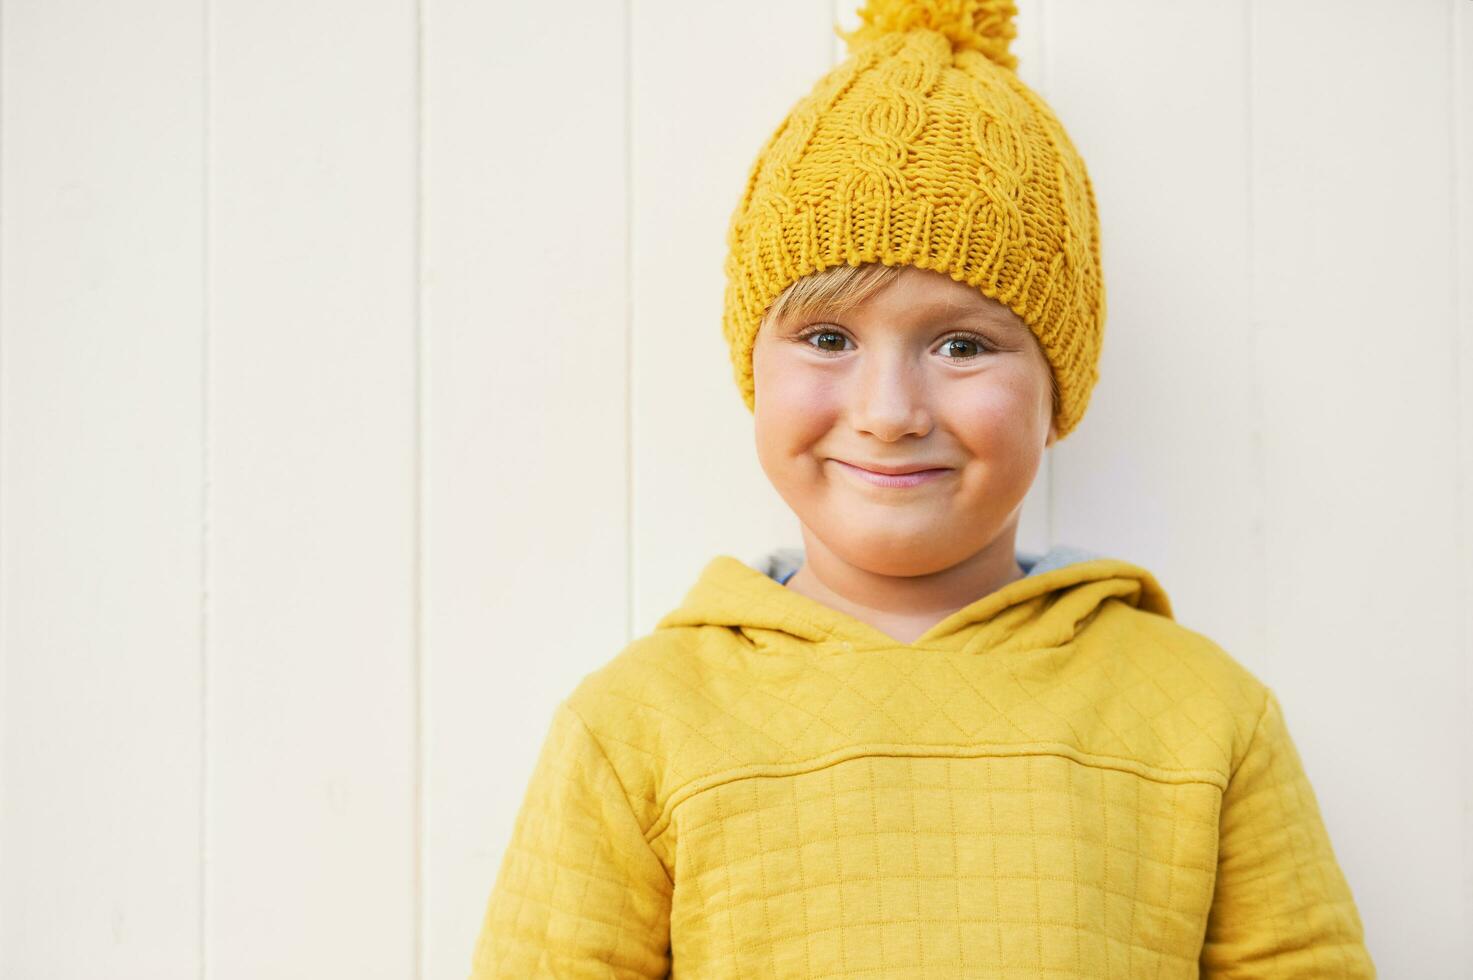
[813,522,994,578]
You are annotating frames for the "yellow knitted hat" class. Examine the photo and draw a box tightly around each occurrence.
[721,0,1104,440]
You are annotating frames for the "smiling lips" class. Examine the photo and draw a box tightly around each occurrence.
[832,459,952,489]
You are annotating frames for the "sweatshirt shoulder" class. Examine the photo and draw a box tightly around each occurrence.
[556,627,727,832]
[564,624,722,721]
[1093,598,1273,769]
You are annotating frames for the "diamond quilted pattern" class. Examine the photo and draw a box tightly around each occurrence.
[469,555,1374,978]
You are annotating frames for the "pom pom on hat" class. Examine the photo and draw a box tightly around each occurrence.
[838,0,1019,69]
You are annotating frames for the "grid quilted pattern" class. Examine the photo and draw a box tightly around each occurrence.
[471,702,673,977]
[1198,689,1372,976]
[672,753,1220,977]
[469,557,1374,978]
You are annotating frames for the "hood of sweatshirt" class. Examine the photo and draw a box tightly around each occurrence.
[653,543,1174,656]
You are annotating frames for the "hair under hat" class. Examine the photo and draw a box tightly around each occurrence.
[721,0,1104,441]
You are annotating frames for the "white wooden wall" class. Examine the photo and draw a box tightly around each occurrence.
[1,1,1467,976]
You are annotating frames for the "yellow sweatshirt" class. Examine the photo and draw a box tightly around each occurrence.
[469,550,1374,978]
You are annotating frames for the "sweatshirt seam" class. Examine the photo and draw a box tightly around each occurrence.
[642,742,1229,845]
[1229,685,1274,784]
[563,701,676,889]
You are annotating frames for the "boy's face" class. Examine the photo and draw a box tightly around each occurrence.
[751,264,1058,578]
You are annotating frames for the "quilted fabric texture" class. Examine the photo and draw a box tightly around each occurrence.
[470,554,1374,978]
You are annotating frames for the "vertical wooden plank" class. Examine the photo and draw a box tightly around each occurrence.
[419,2,632,977]
[0,1,205,975]
[1046,0,1262,659]
[631,0,836,630]
[1250,0,1457,972]
[1454,0,1473,972]
[208,2,418,976]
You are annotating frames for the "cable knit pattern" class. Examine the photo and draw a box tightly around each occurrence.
[722,0,1105,439]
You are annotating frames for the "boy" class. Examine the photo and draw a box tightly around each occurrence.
[469,1,1375,976]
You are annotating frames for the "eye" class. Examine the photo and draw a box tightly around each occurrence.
[936,332,995,359]
[795,327,853,355]
[791,326,997,359]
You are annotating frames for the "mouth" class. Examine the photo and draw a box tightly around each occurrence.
[831,459,953,489]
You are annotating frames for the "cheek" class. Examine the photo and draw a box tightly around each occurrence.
[753,341,839,450]
[947,368,1049,454]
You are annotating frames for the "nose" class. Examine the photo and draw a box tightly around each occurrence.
[848,343,933,441]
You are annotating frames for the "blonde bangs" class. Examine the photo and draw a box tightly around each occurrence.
[759,261,905,332]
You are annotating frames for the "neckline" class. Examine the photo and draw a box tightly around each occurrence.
[686,553,1173,653]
